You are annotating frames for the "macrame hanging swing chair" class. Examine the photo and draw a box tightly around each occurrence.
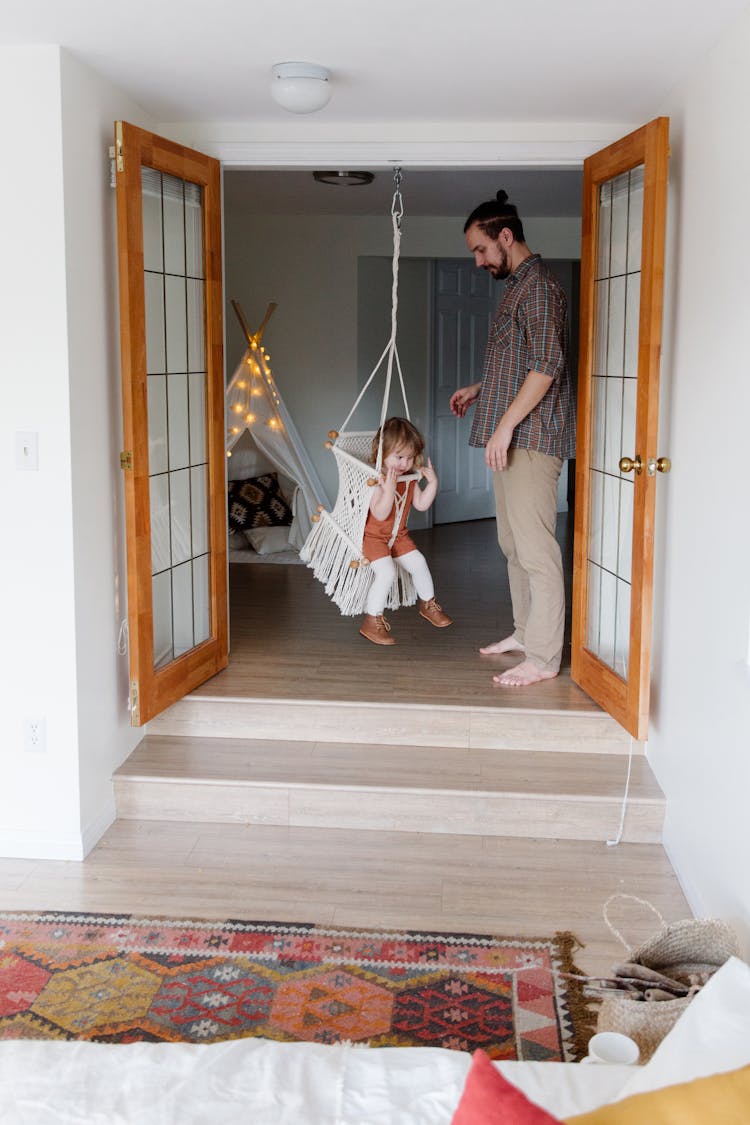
[300,167,421,616]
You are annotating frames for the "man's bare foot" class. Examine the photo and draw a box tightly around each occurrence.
[492,659,558,687]
[479,636,525,656]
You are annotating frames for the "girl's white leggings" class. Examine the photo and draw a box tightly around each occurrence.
[364,549,435,615]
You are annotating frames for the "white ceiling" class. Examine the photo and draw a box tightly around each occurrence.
[4,0,750,126]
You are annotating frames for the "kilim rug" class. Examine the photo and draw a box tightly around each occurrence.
[0,912,595,1061]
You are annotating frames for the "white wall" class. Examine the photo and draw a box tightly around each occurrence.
[59,51,157,852]
[0,46,154,858]
[649,6,750,945]
[0,47,82,857]
[224,205,580,501]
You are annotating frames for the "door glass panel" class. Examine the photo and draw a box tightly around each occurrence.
[172,561,194,658]
[586,165,644,679]
[144,274,166,374]
[169,467,192,567]
[147,375,168,476]
[141,166,210,670]
[165,275,187,374]
[167,372,190,471]
[150,474,170,574]
[193,555,210,645]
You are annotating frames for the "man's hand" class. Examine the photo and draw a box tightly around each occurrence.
[449,382,482,417]
[485,422,514,471]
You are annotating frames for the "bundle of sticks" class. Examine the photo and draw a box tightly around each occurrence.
[578,962,713,1002]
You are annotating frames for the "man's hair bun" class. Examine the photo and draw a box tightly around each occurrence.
[496,190,509,205]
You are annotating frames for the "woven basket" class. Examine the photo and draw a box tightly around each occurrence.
[595,895,741,1062]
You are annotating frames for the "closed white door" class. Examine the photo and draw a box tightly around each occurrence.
[432,260,501,524]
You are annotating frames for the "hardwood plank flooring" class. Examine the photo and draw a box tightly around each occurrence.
[0,820,690,979]
[198,516,601,712]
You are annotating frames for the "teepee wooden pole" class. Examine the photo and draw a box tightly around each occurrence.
[231,298,278,348]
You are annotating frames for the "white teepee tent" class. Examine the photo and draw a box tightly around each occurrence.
[226,301,327,549]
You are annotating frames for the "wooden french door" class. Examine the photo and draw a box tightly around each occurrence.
[572,118,670,740]
[115,121,228,725]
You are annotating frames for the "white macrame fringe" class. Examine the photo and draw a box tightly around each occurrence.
[301,508,417,617]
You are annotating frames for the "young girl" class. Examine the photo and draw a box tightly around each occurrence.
[360,417,452,646]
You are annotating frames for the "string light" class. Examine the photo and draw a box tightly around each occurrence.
[233,404,243,414]
[231,426,240,434]
[246,413,256,424]
[226,450,232,457]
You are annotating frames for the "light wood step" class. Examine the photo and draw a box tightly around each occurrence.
[147,695,638,755]
[114,735,663,843]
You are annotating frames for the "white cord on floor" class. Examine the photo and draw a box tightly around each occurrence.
[606,736,635,847]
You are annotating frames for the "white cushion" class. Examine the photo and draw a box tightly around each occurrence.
[246,526,292,554]
[228,530,251,551]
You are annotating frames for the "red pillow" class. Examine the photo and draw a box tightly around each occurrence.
[451,1049,564,1125]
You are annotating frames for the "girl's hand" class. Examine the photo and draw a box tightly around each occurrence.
[420,458,437,485]
[384,464,400,486]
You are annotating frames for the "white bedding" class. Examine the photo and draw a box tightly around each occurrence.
[1,957,748,1125]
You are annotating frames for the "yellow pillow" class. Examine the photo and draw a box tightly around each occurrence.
[565,1065,750,1124]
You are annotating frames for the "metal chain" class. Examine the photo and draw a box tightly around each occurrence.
[391,165,403,228]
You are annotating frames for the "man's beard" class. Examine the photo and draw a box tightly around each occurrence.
[490,247,511,279]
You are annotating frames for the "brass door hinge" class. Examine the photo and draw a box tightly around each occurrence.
[120,450,133,470]
[129,680,139,725]
[115,121,124,173]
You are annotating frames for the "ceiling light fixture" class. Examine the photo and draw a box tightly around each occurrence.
[313,171,374,186]
[271,62,332,115]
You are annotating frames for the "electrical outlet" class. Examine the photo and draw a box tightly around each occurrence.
[24,716,46,754]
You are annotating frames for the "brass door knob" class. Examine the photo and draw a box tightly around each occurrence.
[647,456,672,476]
[619,455,643,474]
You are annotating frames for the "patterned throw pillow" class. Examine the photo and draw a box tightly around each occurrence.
[228,474,293,531]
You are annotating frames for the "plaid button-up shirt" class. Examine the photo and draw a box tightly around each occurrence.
[469,255,576,459]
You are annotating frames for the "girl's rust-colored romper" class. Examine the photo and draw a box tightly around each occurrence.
[362,480,417,562]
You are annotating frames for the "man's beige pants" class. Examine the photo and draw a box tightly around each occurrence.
[492,448,564,674]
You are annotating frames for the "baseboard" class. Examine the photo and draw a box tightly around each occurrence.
[662,830,709,918]
[80,797,116,858]
[0,830,87,862]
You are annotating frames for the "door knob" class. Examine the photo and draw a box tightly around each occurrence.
[619,455,643,474]
[646,456,672,476]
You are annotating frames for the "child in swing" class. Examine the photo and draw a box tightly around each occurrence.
[360,417,452,646]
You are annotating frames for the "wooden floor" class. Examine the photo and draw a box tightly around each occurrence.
[200,516,600,711]
[0,821,689,979]
[0,517,690,985]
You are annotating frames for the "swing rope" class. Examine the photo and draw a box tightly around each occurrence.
[337,167,411,470]
[300,166,419,616]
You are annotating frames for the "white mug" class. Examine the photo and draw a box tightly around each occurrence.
[582,1032,640,1065]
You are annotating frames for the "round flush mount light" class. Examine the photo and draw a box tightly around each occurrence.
[313,170,374,186]
[271,62,332,114]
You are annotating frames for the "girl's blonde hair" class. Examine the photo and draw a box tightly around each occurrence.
[371,417,425,467]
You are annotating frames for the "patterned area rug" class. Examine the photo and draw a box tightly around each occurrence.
[0,913,594,1060]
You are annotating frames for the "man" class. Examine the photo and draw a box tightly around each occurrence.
[450,190,575,687]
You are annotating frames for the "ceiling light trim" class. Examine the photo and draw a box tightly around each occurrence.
[313,170,374,186]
